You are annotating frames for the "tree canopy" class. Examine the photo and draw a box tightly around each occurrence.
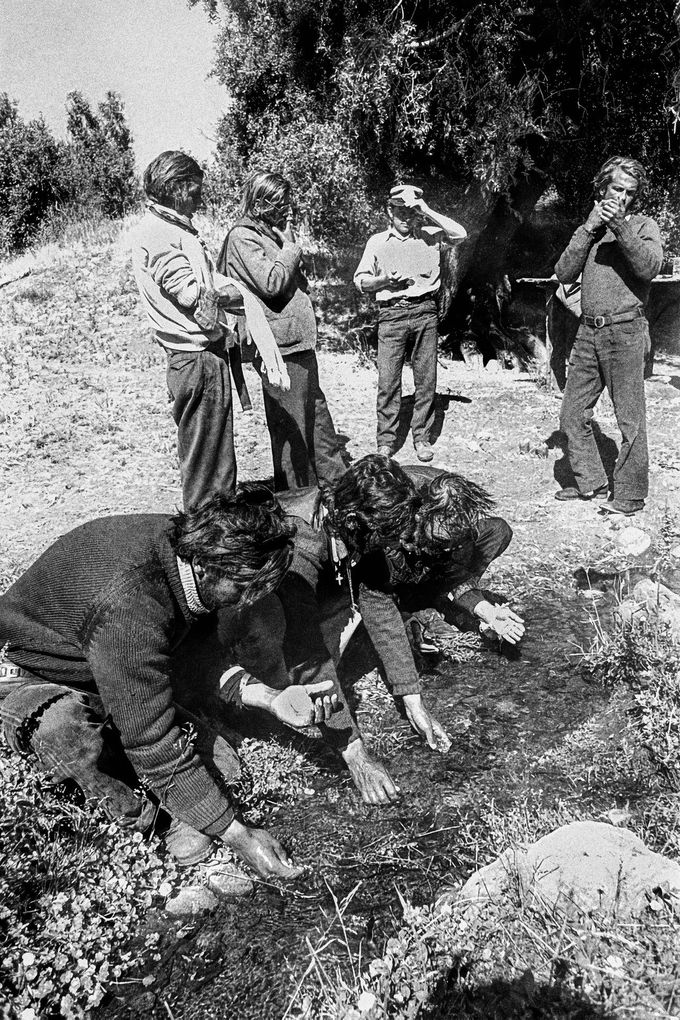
[196,0,679,255]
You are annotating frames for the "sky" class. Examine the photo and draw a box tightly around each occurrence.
[0,0,226,169]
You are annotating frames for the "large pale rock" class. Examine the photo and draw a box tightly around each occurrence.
[614,578,680,638]
[165,885,218,916]
[204,865,253,898]
[455,821,680,919]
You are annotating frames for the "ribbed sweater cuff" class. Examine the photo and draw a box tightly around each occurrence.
[391,675,422,697]
[201,802,235,837]
[456,589,485,613]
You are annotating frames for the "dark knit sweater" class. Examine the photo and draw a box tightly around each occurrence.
[0,516,234,836]
[555,214,663,317]
[281,467,493,699]
[218,216,317,356]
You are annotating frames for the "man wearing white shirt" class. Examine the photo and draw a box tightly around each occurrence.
[354,185,467,461]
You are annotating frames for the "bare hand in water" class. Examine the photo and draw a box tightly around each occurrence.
[402,693,452,753]
[221,819,303,880]
[342,738,400,804]
[475,601,525,644]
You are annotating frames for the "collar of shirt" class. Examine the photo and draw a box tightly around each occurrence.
[176,556,211,615]
[147,201,199,237]
[387,224,421,242]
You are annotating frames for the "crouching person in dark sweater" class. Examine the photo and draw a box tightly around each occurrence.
[321,457,524,744]
[0,488,341,880]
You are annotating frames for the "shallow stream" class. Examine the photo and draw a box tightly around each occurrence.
[100,586,618,1019]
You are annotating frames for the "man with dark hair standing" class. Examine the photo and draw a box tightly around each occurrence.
[0,489,337,879]
[354,186,467,462]
[554,156,663,515]
[131,152,288,508]
[219,170,345,491]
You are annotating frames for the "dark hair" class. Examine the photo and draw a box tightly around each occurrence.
[143,151,203,207]
[322,454,419,555]
[415,472,495,553]
[169,484,295,599]
[593,156,647,205]
[238,170,290,222]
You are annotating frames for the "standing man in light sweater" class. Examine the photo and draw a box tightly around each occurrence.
[354,186,467,462]
[131,152,288,509]
[555,156,663,515]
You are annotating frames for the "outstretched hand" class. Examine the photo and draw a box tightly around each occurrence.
[221,819,303,880]
[402,693,452,753]
[475,601,525,644]
[270,680,340,728]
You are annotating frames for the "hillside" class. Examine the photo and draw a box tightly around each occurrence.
[1,220,680,1019]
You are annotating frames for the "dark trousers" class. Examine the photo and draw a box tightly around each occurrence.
[560,321,649,500]
[261,350,345,491]
[377,298,438,449]
[0,674,240,830]
[166,347,236,509]
[0,582,359,821]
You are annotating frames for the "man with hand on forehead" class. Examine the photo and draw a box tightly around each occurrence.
[354,185,467,463]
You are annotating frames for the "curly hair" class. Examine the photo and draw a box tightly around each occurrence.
[415,472,495,553]
[593,156,647,205]
[143,151,203,207]
[168,484,295,599]
[321,454,420,555]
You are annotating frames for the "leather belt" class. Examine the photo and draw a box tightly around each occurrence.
[381,293,437,308]
[581,308,644,329]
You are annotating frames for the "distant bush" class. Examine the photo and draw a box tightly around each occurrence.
[207,108,376,248]
[63,90,139,219]
[0,91,138,260]
[0,94,69,257]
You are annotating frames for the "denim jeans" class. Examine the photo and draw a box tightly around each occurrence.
[377,298,438,449]
[166,347,236,510]
[559,319,649,500]
[261,350,346,491]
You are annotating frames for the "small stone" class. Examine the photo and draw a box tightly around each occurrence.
[158,881,173,898]
[485,360,500,373]
[357,991,377,1012]
[671,544,680,559]
[613,527,651,557]
[165,885,218,915]
[205,868,254,898]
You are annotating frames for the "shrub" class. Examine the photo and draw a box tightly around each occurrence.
[207,108,377,248]
[0,95,69,257]
[64,91,139,218]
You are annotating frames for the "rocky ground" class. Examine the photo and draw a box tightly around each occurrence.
[1,219,680,1019]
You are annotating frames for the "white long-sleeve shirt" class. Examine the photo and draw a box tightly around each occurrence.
[354,221,466,303]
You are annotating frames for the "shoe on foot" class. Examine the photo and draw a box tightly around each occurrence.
[415,441,434,462]
[600,497,645,516]
[377,445,392,458]
[165,818,214,866]
[555,484,608,502]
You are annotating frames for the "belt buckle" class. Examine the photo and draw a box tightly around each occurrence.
[594,315,606,328]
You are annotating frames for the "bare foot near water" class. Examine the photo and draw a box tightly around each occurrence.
[341,739,400,805]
